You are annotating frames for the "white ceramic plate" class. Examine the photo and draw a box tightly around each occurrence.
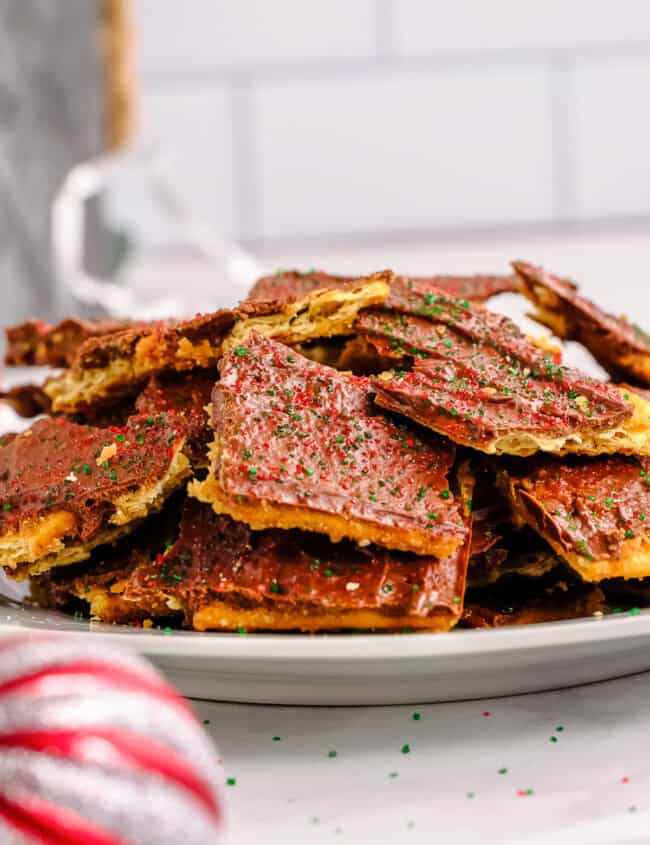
[1,594,649,704]
[0,311,645,706]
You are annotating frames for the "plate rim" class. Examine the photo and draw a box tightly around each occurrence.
[1,603,649,661]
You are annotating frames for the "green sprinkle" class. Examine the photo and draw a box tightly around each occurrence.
[605,497,614,509]
[115,433,125,442]
[109,469,117,481]
[453,596,461,604]
[629,607,641,616]
[272,736,281,742]
[323,568,334,577]
[2,503,11,511]
[82,463,91,474]
[550,736,558,743]
[248,466,257,478]
[269,582,281,594]
[412,584,420,592]
[335,435,345,444]
[163,626,173,635]
[286,354,296,363]
[416,486,428,500]
[401,744,411,754]
[234,347,249,356]
[625,529,635,539]
[459,300,470,309]
[426,512,439,521]
[328,750,337,758]
[382,583,394,594]
[440,490,451,500]
[226,777,237,786]
[203,719,210,725]
[146,416,155,426]
[305,468,315,476]
[412,712,421,721]
[443,339,453,349]
[555,726,564,732]
[237,627,248,635]
[243,448,253,459]
[498,767,508,775]
[135,434,145,445]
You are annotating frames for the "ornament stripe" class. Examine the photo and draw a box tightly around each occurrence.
[0,661,190,713]
[0,728,221,819]
[0,792,123,845]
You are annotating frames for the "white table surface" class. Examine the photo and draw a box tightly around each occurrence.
[3,226,650,844]
[194,671,650,845]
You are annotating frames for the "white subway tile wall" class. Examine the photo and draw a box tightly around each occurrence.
[572,58,650,219]
[253,69,555,239]
[394,0,650,54]
[132,0,650,246]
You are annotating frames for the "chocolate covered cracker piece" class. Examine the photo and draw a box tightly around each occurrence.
[0,415,190,579]
[45,309,236,414]
[33,503,183,624]
[461,571,605,628]
[359,282,647,456]
[515,261,650,387]
[125,500,471,632]
[46,274,390,414]
[5,318,134,368]
[248,269,519,305]
[134,370,215,467]
[468,526,560,588]
[192,333,470,557]
[0,384,52,418]
[500,455,650,581]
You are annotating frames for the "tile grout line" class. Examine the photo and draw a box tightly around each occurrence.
[229,73,260,242]
[549,51,578,221]
[138,39,650,88]
[373,0,398,62]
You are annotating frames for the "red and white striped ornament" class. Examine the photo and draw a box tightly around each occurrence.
[0,633,225,844]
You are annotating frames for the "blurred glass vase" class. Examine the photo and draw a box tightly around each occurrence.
[51,146,264,321]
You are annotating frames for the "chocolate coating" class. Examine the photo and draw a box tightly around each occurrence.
[506,455,650,562]
[0,415,185,542]
[515,261,650,385]
[127,500,469,622]
[359,285,631,450]
[248,270,519,305]
[135,371,215,465]
[213,333,467,549]
[4,318,134,367]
